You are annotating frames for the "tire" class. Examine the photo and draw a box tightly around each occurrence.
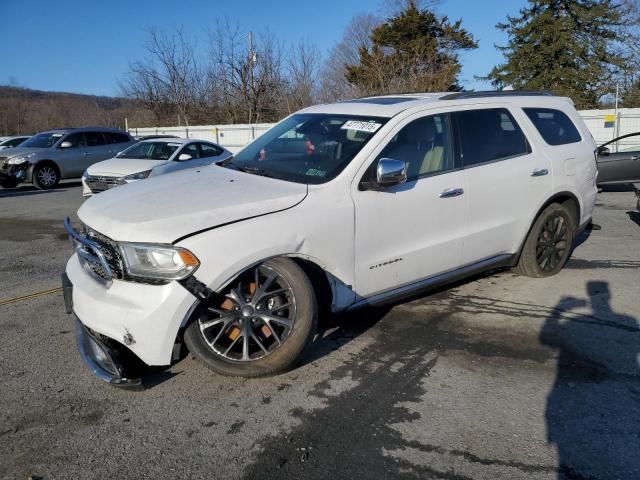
[184,257,317,377]
[32,163,60,190]
[514,203,575,278]
[0,178,19,188]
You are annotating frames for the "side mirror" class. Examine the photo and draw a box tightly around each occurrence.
[60,141,73,149]
[178,153,192,161]
[597,146,610,156]
[376,158,407,187]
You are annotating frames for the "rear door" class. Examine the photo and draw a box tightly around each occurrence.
[455,106,552,265]
[84,131,112,165]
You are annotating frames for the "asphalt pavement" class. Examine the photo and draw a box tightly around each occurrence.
[0,182,639,480]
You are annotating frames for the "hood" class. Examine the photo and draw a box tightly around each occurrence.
[86,157,167,176]
[78,165,308,243]
[0,147,41,159]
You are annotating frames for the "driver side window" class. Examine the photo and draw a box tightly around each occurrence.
[62,133,86,149]
[179,143,200,160]
[376,114,453,181]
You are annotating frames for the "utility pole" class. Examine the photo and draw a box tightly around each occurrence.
[614,83,620,151]
[248,31,254,125]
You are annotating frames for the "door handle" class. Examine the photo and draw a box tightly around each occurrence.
[439,188,464,198]
[531,168,549,177]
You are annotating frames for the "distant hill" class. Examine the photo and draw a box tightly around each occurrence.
[0,85,155,136]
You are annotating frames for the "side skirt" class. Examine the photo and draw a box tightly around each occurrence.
[346,254,516,311]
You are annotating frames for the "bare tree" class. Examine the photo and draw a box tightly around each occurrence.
[318,13,381,102]
[284,40,321,114]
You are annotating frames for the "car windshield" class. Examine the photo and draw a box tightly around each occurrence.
[224,114,387,184]
[21,132,65,148]
[117,141,181,160]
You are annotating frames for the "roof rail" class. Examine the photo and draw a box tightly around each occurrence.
[440,90,553,100]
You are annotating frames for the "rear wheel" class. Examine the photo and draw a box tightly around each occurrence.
[514,203,575,278]
[184,257,317,377]
[32,163,60,189]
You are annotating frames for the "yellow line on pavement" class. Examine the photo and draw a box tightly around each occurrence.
[0,287,63,306]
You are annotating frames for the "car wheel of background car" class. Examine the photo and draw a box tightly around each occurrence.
[0,178,19,188]
[32,163,60,190]
[514,203,575,278]
[184,257,317,377]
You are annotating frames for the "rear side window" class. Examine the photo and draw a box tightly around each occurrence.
[105,132,131,144]
[199,143,223,157]
[523,108,582,146]
[453,108,530,167]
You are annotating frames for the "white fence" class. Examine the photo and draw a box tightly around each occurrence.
[130,108,640,154]
[128,123,274,153]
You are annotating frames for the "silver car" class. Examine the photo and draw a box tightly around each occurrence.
[0,127,134,189]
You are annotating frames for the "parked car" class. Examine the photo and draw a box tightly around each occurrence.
[81,138,232,196]
[0,127,134,189]
[596,132,640,185]
[63,91,597,386]
[0,136,30,150]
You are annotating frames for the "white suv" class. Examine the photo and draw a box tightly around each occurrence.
[63,91,598,386]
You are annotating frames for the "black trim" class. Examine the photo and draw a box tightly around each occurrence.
[441,90,553,100]
[171,188,308,244]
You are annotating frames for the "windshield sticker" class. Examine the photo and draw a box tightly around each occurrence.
[341,121,382,133]
[305,168,326,177]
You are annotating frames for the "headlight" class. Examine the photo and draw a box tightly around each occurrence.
[119,243,199,281]
[7,153,35,165]
[122,170,152,181]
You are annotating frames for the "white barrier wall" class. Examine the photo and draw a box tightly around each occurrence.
[130,109,640,154]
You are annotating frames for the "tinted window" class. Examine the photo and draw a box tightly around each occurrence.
[523,108,582,146]
[85,132,107,147]
[4,137,27,147]
[454,108,530,167]
[118,141,181,160]
[179,143,200,160]
[63,133,86,148]
[375,114,453,180]
[105,132,131,144]
[21,132,65,148]
[199,143,223,157]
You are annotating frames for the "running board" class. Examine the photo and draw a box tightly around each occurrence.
[347,254,515,311]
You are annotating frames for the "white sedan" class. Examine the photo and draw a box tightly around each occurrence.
[81,138,232,196]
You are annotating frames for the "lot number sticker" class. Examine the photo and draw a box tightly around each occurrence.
[341,121,382,133]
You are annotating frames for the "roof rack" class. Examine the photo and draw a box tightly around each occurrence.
[440,90,553,100]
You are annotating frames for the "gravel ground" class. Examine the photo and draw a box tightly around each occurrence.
[0,182,639,480]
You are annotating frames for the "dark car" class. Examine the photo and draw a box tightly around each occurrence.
[597,132,640,185]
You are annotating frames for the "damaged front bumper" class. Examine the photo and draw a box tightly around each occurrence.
[63,271,142,388]
[0,161,30,183]
[75,316,142,388]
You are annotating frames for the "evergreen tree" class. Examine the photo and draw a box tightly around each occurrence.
[487,0,631,109]
[345,1,477,95]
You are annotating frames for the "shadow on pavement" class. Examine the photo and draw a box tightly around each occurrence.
[540,281,640,479]
[627,210,640,227]
[0,181,82,198]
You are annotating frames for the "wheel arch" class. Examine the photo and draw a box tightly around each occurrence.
[31,159,61,181]
[515,190,581,264]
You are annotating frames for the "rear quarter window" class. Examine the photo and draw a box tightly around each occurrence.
[523,108,582,146]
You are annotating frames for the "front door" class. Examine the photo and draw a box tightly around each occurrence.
[352,112,467,298]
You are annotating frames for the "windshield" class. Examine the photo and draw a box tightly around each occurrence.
[21,132,65,148]
[118,141,181,160]
[225,114,387,184]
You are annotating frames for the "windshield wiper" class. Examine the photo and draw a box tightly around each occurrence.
[219,159,276,178]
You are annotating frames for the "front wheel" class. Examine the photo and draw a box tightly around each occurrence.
[514,203,575,278]
[184,257,317,377]
[32,163,60,190]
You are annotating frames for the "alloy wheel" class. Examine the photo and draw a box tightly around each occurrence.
[536,215,569,272]
[37,166,57,187]
[198,264,296,361]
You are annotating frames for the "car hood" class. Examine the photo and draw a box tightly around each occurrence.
[86,157,168,176]
[78,165,308,243]
[0,147,42,158]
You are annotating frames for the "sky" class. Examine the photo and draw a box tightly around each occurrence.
[0,0,528,97]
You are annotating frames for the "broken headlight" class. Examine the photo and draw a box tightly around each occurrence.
[7,153,35,165]
[119,243,199,281]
